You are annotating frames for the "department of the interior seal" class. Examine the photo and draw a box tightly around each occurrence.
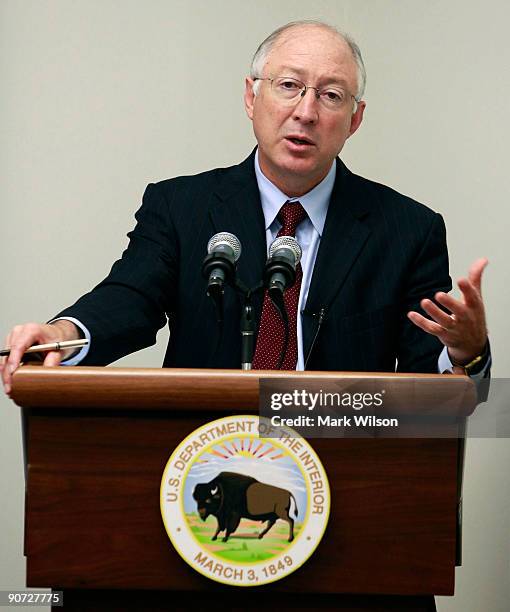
[160,415,330,586]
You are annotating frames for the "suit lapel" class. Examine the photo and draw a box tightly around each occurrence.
[303,159,372,356]
[207,153,373,361]
[208,151,267,293]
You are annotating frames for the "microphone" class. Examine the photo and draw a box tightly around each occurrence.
[202,232,242,300]
[264,236,302,299]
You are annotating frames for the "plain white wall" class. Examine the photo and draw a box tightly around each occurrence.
[1,2,509,610]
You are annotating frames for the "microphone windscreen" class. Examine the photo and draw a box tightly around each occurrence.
[269,235,302,265]
[207,232,242,262]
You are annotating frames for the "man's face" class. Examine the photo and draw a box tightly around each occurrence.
[244,26,365,197]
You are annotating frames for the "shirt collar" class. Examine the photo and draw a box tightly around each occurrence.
[254,149,335,236]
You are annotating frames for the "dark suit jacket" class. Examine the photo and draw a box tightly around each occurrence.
[57,150,452,372]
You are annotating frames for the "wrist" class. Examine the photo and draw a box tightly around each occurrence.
[449,340,490,375]
[49,321,83,359]
[50,320,81,341]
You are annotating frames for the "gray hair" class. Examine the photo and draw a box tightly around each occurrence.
[250,20,366,103]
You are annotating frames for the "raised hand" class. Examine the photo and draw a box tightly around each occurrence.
[407,258,489,367]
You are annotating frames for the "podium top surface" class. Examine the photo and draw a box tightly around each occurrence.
[10,366,476,414]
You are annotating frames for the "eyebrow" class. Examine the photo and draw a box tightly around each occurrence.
[274,66,350,88]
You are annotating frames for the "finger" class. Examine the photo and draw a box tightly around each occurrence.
[4,345,29,393]
[1,330,13,369]
[3,327,27,393]
[407,311,449,341]
[6,332,36,370]
[457,278,483,309]
[1,333,12,392]
[420,299,455,329]
[467,258,489,294]
[434,292,468,320]
[43,351,63,367]
[4,326,43,392]
[3,366,14,394]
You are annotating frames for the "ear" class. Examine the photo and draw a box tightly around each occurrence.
[348,100,366,138]
[244,77,256,120]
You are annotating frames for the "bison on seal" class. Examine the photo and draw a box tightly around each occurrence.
[192,471,298,543]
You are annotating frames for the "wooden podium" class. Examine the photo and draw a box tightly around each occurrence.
[11,366,476,611]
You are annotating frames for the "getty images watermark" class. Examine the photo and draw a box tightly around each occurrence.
[259,377,504,438]
[268,388,394,428]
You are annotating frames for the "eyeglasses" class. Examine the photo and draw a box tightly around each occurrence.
[253,76,358,111]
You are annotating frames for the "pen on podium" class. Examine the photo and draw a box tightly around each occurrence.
[0,339,89,357]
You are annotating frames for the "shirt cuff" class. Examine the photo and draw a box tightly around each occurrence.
[438,345,491,379]
[48,317,91,365]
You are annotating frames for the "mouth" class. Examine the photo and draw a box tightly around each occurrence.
[285,136,315,146]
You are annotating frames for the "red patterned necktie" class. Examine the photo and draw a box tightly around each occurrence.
[252,201,307,370]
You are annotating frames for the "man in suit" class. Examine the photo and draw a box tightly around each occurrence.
[1,21,490,392]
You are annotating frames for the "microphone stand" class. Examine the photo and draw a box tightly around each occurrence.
[240,296,254,370]
[233,280,264,371]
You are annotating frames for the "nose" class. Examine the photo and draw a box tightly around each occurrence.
[292,87,319,124]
